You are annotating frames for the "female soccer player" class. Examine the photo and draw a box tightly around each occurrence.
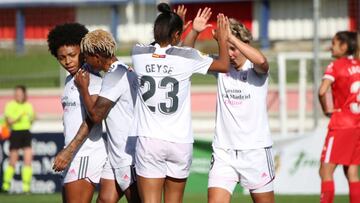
[131,3,230,203]
[48,23,116,203]
[203,18,275,203]
[52,29,140,203]
[318,31,360,203]
[2,85,34,193]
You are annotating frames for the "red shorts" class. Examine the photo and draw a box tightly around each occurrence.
[320,128,360,165]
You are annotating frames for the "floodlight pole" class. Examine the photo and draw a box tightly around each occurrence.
[312,0,321,129]
[15,8,25,55]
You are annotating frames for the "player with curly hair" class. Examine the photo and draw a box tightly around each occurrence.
[48,23,117,203]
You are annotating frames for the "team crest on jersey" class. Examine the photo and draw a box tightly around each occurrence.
[240,72,248,81]
[152,53,166,58]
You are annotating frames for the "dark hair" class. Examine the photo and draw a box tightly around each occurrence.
[153,3,183,45]
[47,23,89,57]
[15,85,26,94]
[335,31,358,56]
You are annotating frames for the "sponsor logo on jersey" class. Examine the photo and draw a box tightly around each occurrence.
[152,53,166,58]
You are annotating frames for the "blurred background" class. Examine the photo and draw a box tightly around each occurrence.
[0,0,359,202]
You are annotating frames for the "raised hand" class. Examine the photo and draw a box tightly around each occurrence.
[192,7,212,33]
[174,5,192,31]
[214,13,229,42]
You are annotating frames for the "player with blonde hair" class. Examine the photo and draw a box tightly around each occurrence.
[52,29,140,203]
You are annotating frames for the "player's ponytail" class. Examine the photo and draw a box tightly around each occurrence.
[356,32,360,60]
[153,3,183,46]
[157,3,171,15]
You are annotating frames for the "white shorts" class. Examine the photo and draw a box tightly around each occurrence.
[135,136,193,179]
[113,165,136,191]
[101,158,116,180]
[208,146,275,194]
[63,153,108,184]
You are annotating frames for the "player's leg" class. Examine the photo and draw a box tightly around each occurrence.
[22,146,32,193]
[123,180,141,203]
[113,165,140,203]
[2,131,21,192]
[344,129,360,203]
[319,128,360,203]
[97,178,122,203]
[97,159,122,203]
[163,140,192,203]
[63,154,105,203]
[64,179,96,203]
[249,182,275,203]
[238,147,275,203]
[208,147,238,203]
[344,165,360,203]
[135,137,168,203]
[319,162,337,203]
[2,149,18,192]
[208,187,232,203]
[21,132,33,193]
[137,176,164,203]
[163,176,187,203]
[344,165,359,182]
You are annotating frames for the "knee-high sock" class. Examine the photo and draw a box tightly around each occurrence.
[21,165,32,193]
[320,181,334,203]
[2,165,15,191]
[349,181,360,203]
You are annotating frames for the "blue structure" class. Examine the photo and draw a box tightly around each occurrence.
[0,0,128,54]
[15,8,25,55]
[260,0,270,50]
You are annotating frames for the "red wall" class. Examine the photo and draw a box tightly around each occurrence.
[0,7,75,40]
[173,2,253,41]
[349,0,359,31]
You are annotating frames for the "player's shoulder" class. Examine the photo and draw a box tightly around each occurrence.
[132,43,156,56]
[166,45,209,61]
[64,74,73,86]
[333,56,353,66]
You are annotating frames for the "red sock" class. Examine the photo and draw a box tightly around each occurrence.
[349,181,360,203]
[320,181,334,203]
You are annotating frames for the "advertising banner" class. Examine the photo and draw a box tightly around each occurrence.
[274,127,349,194]
[0,133,64,193]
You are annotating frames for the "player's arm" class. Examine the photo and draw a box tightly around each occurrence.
[74,69,99,114]
[52,96,113,172]
[208,14,230,73]
[318,79,333,117]
[182,7,212,48]
[75,69,113,124]
[174,5,192,35]
[53,116,93,172]
[228,35,269,74]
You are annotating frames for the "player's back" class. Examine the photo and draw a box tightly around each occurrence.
[131,43,213,143]
[325,56,360,129]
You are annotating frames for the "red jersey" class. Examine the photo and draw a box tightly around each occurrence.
[323,56,360,129]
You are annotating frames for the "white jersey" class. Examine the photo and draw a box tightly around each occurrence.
[62,73,106,157]
[213,60,272,149]
[132,43,213,143]
[99,60,138,168]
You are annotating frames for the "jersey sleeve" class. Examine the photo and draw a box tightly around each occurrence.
[27,103,35,121]
[323,61,336,82]
[99,66,127,102]
[190,50,214,75]
[4,102,12,118]
[88,74,102,96]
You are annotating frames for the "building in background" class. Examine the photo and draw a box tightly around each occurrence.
[0,0,358,51]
